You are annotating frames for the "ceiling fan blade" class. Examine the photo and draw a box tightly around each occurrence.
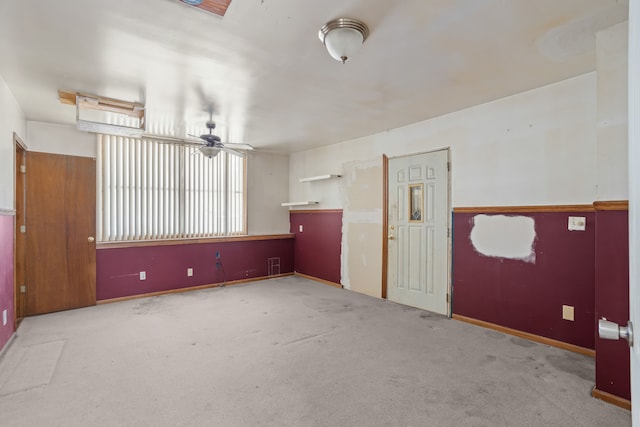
[181,140,206,146]
[221,146,244,157]
[224,143,254,151]
[145,137,203,147]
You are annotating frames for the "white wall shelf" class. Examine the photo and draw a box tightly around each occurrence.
[299,174,342,183]
[281,201,319,207]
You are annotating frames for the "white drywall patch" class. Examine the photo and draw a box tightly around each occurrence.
[470,215,536,263]
[340,159,384,297]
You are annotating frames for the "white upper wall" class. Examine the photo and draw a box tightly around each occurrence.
[290,72,599,296]
[27,121,97,158]
[290,72,598,208]
[246,151,290,235]
[596,21,629,200]
[0,75,26,210]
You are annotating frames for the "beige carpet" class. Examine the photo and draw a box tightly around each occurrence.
[0,276,631,426]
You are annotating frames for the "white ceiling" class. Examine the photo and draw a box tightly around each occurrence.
[0,0,629,153]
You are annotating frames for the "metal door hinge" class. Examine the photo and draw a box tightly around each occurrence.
[20,225,26,233]
[447,227,450,238]
[20,165,26,173]
[446,293,450,303]
[447,162,450,172]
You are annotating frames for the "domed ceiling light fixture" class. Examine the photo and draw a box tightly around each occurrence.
[319,18,369,64]
[199,146,221,158]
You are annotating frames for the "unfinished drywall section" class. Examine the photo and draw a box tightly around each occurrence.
[470,215,536,263]
[341,159,383,296]
[596,21,628,200]
[247,151,289,235]
[0,75,26,210]
[290,73,598,296]
[26,121,96,158]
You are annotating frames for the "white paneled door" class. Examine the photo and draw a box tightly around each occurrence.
[387,150,450,315]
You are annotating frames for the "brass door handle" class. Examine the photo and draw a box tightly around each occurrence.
[88,236,95,243]
[388,234,395,240]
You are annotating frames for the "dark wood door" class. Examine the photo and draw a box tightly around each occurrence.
[26,152,96,315]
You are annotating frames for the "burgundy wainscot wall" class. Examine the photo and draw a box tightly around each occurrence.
[453,210,596,350]
[594,207,630,400]
[0,214,15,353]
[290,210,342,284]
[97,237,294,301]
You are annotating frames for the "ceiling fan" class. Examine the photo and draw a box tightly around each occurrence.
[189,115,254,158]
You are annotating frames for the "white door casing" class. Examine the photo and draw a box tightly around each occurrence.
[387,149,450,315]
[629,0,639,423]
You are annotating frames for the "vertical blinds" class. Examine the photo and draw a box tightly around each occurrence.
[97,134,245,242]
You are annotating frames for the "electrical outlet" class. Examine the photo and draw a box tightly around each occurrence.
[562,305,574,321]
[2,309,7,326]
[139,271,146,281]
[216,251,220,259]
[568,216,586,231]
[216,262,221,270]
[187,268,193,277]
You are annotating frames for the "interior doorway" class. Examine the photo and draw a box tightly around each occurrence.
[384,149,451,315]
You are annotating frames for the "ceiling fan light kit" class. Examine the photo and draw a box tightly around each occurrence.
[199,146,222,158]
[185,111,254,157]
[319,18,369,64]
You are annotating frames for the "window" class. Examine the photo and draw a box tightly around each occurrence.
[97,134,245,242]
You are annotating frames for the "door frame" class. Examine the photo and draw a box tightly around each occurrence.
[628,0,639,422]
[381,148,452,315]
[13,133,27,326]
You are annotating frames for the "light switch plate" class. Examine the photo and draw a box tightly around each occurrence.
[2,309,6,326]
[187,268,193,277]
[139,271,146,281]
[568,216,586,231]
[299,225,303,232]
[562,305,575,321]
